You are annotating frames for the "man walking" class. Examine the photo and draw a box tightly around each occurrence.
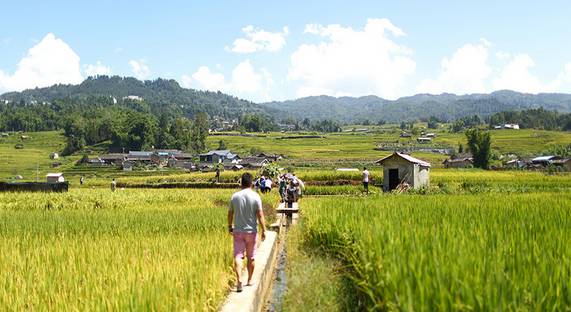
[362,167,370,194]
[228,173,267,292]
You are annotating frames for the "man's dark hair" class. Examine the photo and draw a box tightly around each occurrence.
[241,172,253,187]
[364,167,367,170]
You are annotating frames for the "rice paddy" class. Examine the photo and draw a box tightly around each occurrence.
[0,188,277,311]
[293,192,571,310]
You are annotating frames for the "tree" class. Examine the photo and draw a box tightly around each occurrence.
[191,112,209,152]
[218,140,227,150]
[400,121,407,130]
[427,116,439,129]
[465,129,492,169]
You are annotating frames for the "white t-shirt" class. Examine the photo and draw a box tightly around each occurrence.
[230,188,262,233]
[265,179,272,188]
[362,170,369,183]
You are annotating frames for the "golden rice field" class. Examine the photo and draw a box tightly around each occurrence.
[0,188,276,311]
[297,192,571,310]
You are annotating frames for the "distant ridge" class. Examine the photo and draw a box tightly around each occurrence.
[2,76,571,123]
[262,90,571,122]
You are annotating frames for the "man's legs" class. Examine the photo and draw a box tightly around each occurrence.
[233,233,246,291]
[244,233,258,285]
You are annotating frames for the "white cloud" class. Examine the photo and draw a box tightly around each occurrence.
[129,59,150,80]
[183,66,226,91]
[495,51,511,61]
[84,61,111,76]
[492,54,544,93]
[229,25,289,53]
[287,18,415,99]
[0,33,83,92]
[181,60,273,101]
[554,63,571,92]
[417,40,492,94]
[417,39,571,95]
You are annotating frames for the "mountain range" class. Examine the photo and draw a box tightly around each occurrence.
[2,76,571,123]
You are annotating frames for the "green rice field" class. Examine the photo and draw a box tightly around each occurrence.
[292,193,571,310]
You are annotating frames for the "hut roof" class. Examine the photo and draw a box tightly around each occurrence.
[376,152,431,167]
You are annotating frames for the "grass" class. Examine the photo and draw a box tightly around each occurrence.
[207,128,571,167]
[0,188,276,311]
[2,127,570,181]
[0,131,79,181]
[297,193,571,310]
[281,224,355,312]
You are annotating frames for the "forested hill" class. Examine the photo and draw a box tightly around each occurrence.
[3,76,571,124]
[262,91,571,123]
[0,76,272,119]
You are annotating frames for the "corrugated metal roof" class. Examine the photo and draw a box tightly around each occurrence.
[531,155,557,162]
[376,152,431,167]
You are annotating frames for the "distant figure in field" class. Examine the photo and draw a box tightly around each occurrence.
[215,165,221,183]
[362,167,370,194]
[111,178,116,192]
[228,172,267,292]
[80,176,84,186]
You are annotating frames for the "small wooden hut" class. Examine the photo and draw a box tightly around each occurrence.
[376,152,430,191]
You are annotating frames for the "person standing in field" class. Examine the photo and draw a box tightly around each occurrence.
[80,176,84,186]
[228,172,267,292]
[215,165,221,183]
[111,178,116,192]
[362,167,370,194]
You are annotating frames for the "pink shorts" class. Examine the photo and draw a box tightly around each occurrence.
[233,232,258,260]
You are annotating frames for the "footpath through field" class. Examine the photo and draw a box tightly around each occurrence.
[220,202,300,312]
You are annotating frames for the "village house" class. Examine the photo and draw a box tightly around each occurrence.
[417,137,432,144]
[442,154,473,168]
[376,152,430,191]
[199,150,239,164]
[551,158,571,171]
[400,132,412,138]
[99,154,127,166]
[531,155,561,166]
[240,156,270,169]
[505,159,527,169]
[256,152,283,162]
[127,151,153,164]
[494,123,520,130]
[46,173,65,183]
[122,160,133,171]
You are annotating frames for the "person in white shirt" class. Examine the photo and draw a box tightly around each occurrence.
[362,167,370,194]
[265,178,272,192]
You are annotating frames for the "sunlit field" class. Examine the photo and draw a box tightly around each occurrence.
[297,193,571,310]
[0,188,276,310]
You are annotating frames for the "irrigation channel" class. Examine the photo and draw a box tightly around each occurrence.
[266,202,299,312]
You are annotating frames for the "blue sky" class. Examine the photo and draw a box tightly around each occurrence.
[1,0,571,101]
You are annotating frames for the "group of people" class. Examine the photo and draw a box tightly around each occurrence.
[254,176,273,193]
[236,171,307,204]
[278,173,304,204]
